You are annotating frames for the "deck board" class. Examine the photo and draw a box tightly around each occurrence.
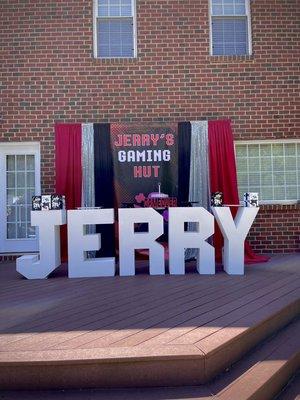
[2,271,274,351]
[96,275,295,349]
[169,276,300,345]
[132,275,299,348]
[0,254,299,356]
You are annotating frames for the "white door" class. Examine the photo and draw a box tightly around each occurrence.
[0,143,40,253]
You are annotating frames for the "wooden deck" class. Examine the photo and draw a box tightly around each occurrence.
[0,254,299,390]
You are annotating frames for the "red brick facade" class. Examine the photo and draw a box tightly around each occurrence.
[248,204,299,253]
[0,0,299,254]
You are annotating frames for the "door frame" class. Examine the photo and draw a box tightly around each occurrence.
[0,142,41,253]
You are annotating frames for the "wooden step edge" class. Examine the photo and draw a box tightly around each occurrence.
[251,353,300,400]
[201,297,300,382]
[0,343,204,365]
[216,326,300,400]
[0,300,298,390]
[274,370,300,400]
[0,344,205,390]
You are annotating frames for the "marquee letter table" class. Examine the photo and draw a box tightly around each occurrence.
[212,206,259,275]
[16,210,66,279]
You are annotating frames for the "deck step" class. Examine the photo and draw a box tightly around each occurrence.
[274,371,300,400]
[0,297,299,391]
[0,318,299,399]
[211,317,300,400]
[1,255,299,392]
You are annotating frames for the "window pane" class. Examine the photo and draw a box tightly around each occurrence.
[261,173,273,186]
[239,186,248,196]
[16,155,25,171]
[5,152,37,241]
[212,0,246,16]
[274,187,285,200]
[236,142,299,202]
[286,186,297,200]
[6,172,15,188]
[26,188,35,205]
[224,1,234,16]
[110,6,119,16]
[261,187,273,201]
[249,173,260,186]
[260,144,271,157]
[212,4,223,15]
[285,172,296,185]
[17,172,25,187]
[261,157,272,171]
[7,189,15,205]
[99,5,109,16]
[27,172,35,187]
[285,157,296,171]
[237,158,247,172]
[98,0,132,17]
[26,155,35,171]
[17,223,27,239]
[7,206,16,223]
[19,205,26,222]
[16,188,25,204]
[235,0,246,14]
[212,19,224,41]
[248,157,259,170]
[110,45,122,57]
[212,17,248,55]
[236,145,247,157]
[6,155,15,171]
[213,42,224,55]
[273,157,284,171]
[248,144,259,157]
[7,223,16,239]
[273,143,284,156]
[274,172,284,186]
[235,42,247,55]
[224,24,235,42]
[121,5,132,16]
[237,172,248,185]
[285,143,296,156]
[98,19,134,57]
[99,45,110,57]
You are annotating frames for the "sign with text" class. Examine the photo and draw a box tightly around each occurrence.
[111,124,178,206]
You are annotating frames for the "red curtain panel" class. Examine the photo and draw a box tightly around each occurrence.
[55,123,82,261]
[208,119,269,264]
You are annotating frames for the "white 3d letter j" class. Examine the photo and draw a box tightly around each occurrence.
[17,210,66,279]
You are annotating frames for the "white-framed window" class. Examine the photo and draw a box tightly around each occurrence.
[210,0,252,56]
[235,140,300,204]
[93,0,137,58]
[0,142,41,253]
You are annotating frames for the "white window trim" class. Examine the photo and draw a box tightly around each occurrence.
[0,142,41,253]
[93,0,137,59]
[209,0,252,56]
[235,139,300,205]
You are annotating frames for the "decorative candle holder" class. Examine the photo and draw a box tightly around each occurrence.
[244,192,259,207]
[211,192,223,207]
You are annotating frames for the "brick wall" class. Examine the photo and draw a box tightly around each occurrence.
[0,0,299,254]
[248,204,300,254]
